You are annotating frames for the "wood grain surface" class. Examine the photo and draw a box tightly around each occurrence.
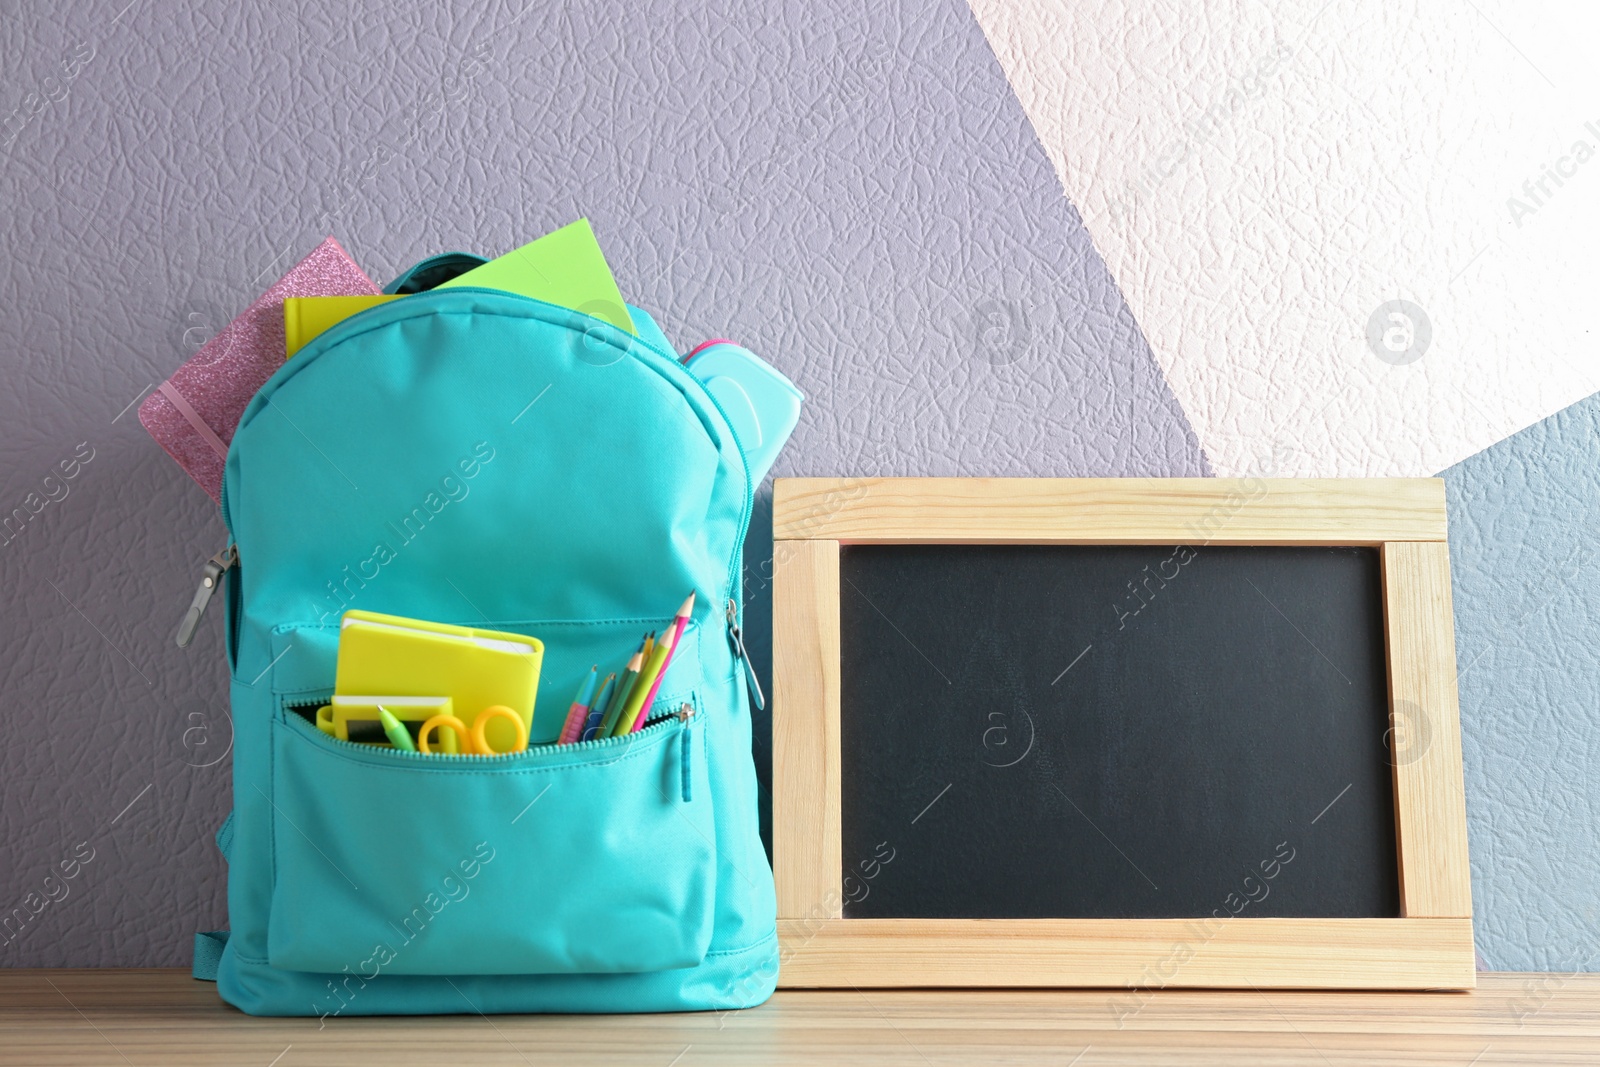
[772,478,1450,544]
[3,969,1595,1066]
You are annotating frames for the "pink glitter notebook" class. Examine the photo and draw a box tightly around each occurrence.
[140,237,379,502]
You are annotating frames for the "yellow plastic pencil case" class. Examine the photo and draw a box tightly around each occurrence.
[334,610,542,753]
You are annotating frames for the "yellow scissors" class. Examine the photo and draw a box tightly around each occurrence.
[418,705,528,756]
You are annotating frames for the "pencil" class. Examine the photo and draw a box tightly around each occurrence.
[618,593,695,735]
[630,592,695,733]
[558,666,599,744]
[598,651,643,737]
[580,673,616,741]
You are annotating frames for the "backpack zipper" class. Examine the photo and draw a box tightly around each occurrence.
[284,697,699,800]
[175,543,237,648]
[676,702,695,801]
[725,598,765,711]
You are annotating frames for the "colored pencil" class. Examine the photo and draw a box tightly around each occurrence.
[613,635,671,736]
[617,593,694,735]
[598,651,643,737]
[580,673,616,741]
[629,593,695,733]
[558,666,599,745]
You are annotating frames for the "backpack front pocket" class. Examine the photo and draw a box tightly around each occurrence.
[265,700,714,977]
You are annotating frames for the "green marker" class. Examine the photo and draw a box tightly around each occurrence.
[378,707,416,752]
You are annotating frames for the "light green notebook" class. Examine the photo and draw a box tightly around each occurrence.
[439,218,635,336]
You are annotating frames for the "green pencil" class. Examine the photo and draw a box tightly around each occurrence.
[614,628,674,736]
[598,650,643,737]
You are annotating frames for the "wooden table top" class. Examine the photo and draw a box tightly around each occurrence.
[3,969,1597,1065]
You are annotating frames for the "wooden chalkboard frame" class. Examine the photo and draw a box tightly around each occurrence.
[770,478,1474,990]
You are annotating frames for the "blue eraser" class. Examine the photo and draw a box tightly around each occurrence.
[684,342,803,485]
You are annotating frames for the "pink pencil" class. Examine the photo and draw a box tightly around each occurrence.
[631,593,694,732]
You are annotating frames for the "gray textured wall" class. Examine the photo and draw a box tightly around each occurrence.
[0,0,1202,965]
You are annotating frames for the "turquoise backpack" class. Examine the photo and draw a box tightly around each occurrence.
[192,254,781,1016]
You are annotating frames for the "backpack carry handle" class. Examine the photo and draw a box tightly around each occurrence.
[383,252,489,294]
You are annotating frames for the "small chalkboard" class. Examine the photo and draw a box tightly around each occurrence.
[839,543,1397,920]
[771,478,1474,991]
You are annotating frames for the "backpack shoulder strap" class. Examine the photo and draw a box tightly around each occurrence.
[192,930,229,981]
[192,811,236,981]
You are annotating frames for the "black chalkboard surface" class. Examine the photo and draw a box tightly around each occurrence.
[839,544,1399,920]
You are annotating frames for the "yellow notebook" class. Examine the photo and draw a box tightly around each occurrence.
[334,611,543,753]
[283,295,402,358]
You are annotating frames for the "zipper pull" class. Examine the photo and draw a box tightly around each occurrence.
[176,544,237,648]
[725,598,766,710]
[678,703,695,802]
